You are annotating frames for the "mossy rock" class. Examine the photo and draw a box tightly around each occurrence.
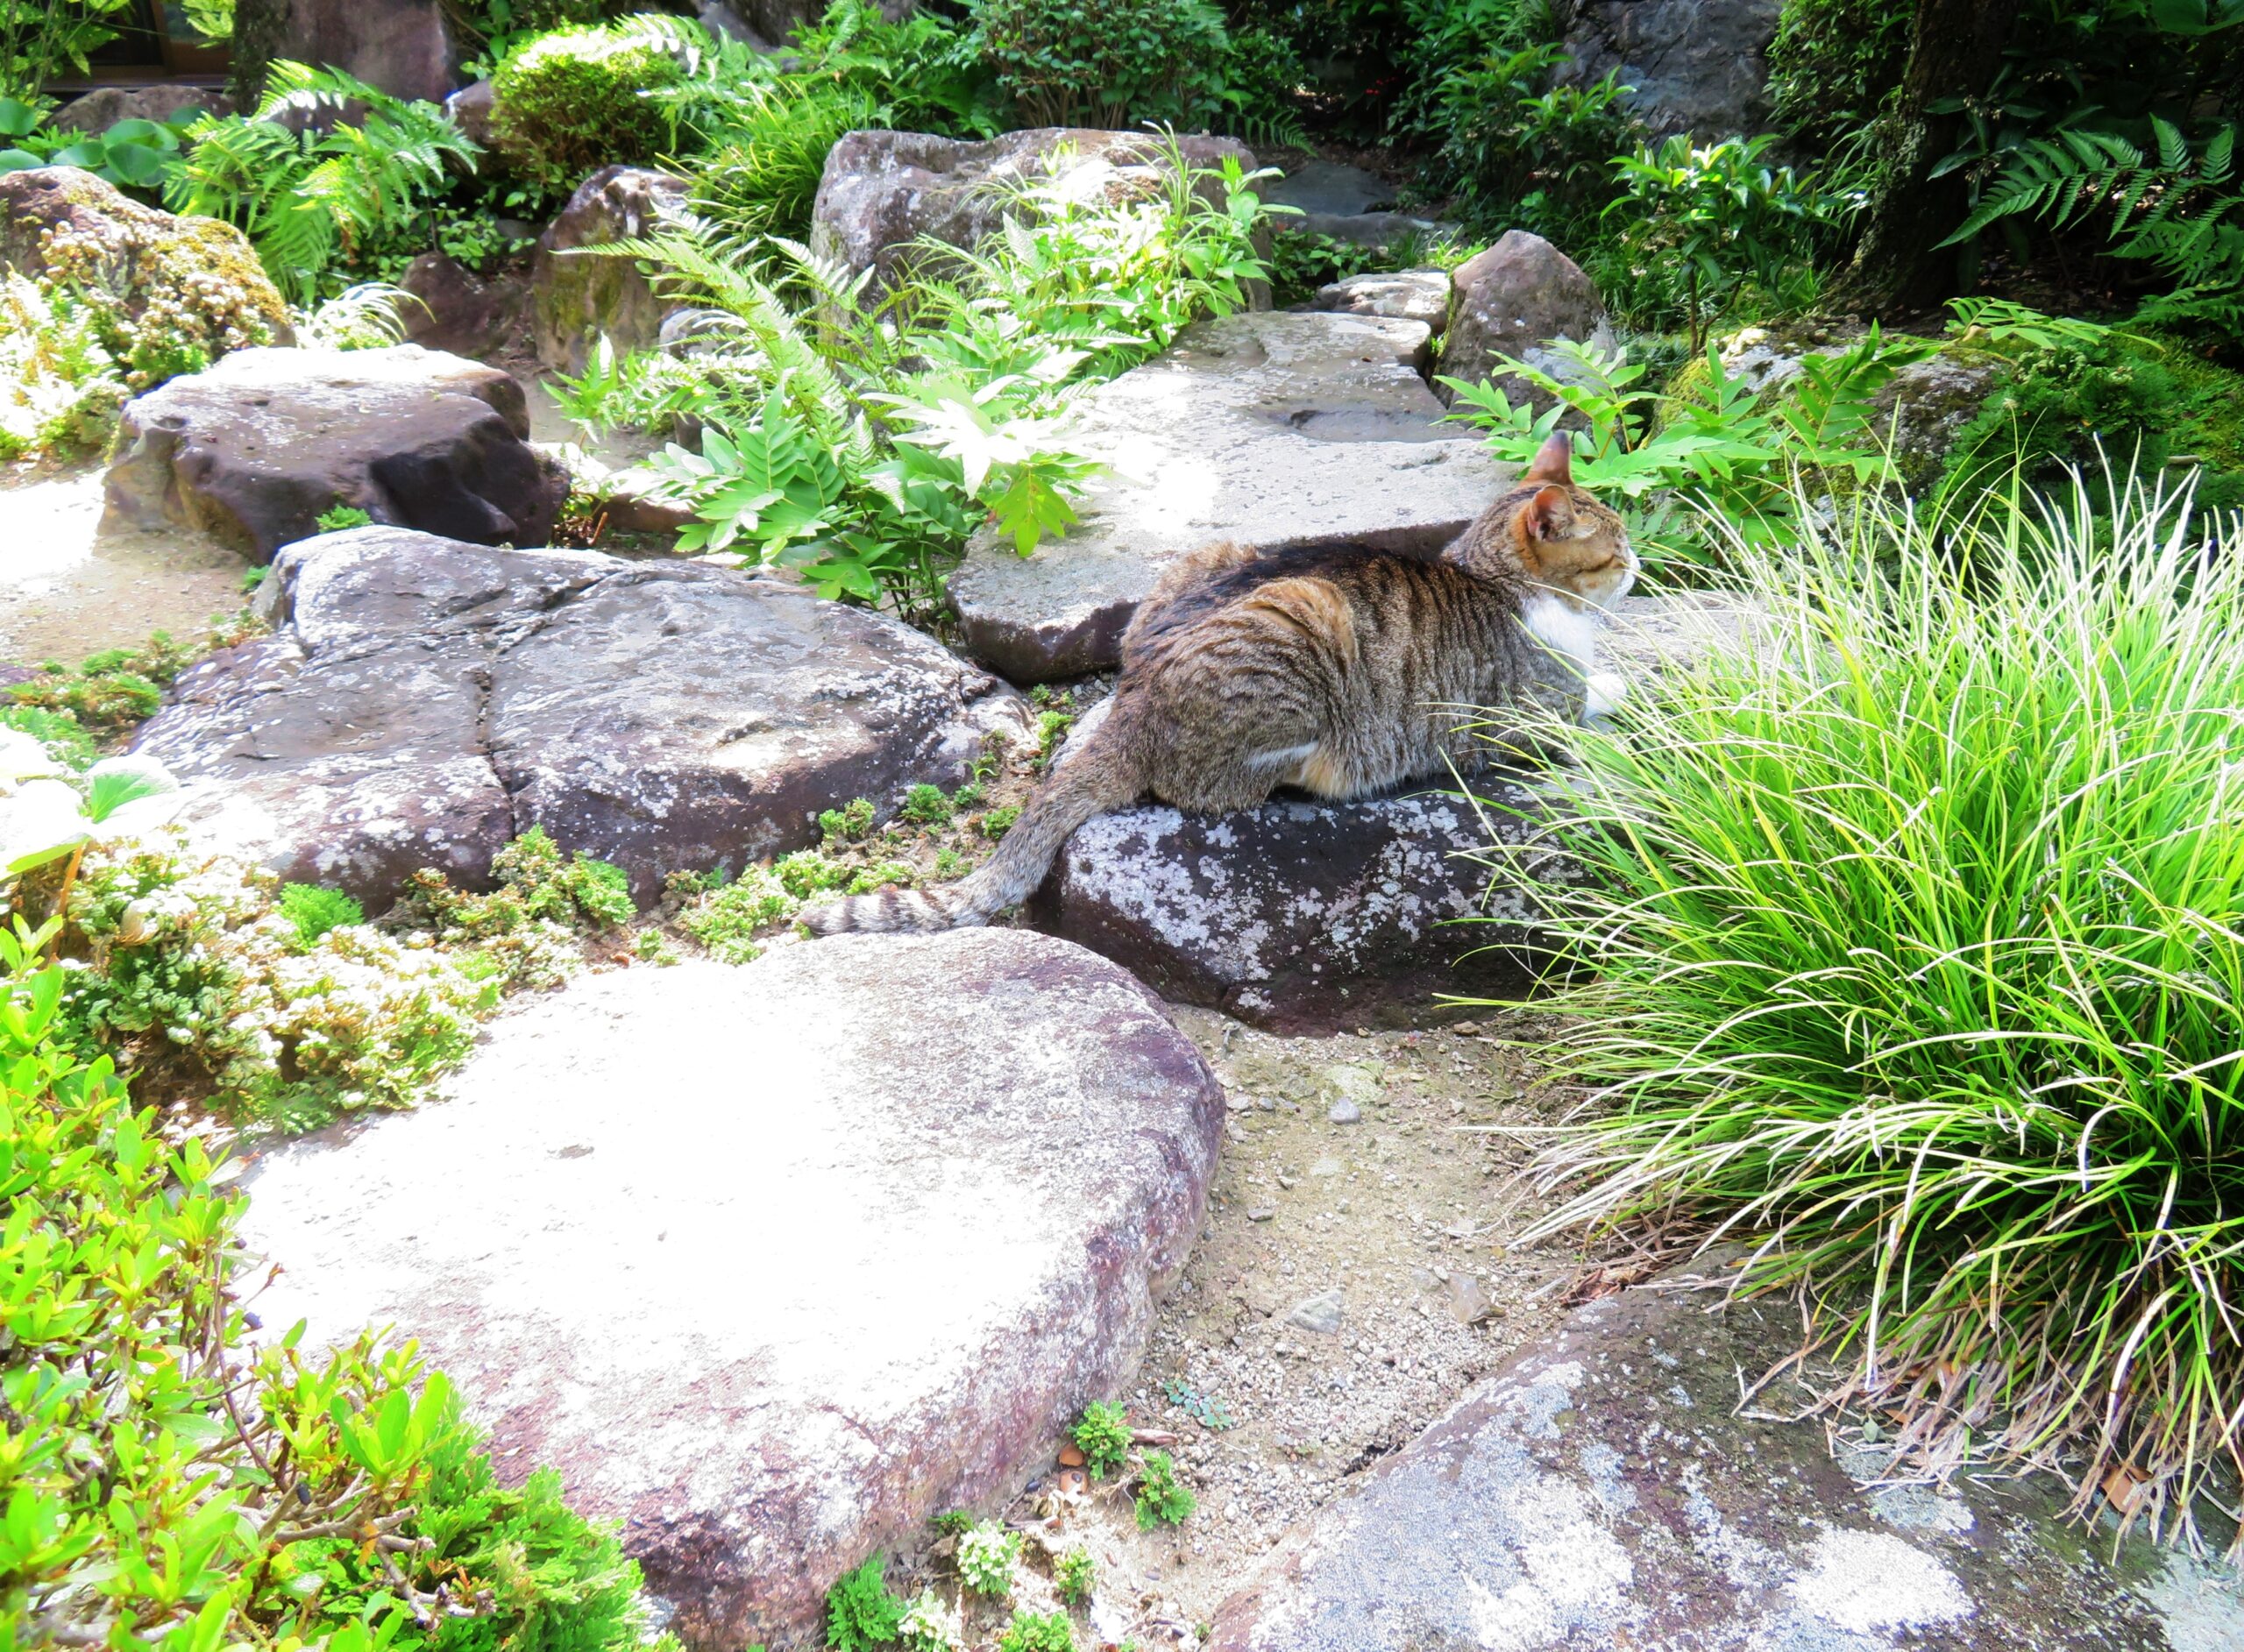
[0,166,290,386]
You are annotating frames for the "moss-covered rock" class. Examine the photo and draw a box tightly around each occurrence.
[0,167,290,389]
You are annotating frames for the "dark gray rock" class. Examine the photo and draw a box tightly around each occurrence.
[1027,777,1555,1033]
[1265,159,1395,218]
[1310,269,1450,333]
[1211,1272,2240,1651]
[811,127,1258,300]
[131,528,1029,906]
[398,252,526,359]
[1290,209,1448,252]
[237,927,1225,1650]
[949,310,1509,684]
[1440,230,1613,410]
[442,79,496,150]
[52,86,231,131]
[101,345,563,561]
[1557,0,1785,138]
[530,166,690,375]
[267,0,457,104]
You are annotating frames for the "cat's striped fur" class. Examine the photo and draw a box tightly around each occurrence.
[804,434,1635,935]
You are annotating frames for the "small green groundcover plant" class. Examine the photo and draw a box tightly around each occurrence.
[1477,460,2244,1549]
[1069,1400,1132,1480]
[1132,1451,1195,1530]
[0,920,655,1652]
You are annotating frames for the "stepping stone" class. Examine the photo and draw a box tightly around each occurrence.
[132,528,1026,906]
[1210,1272,2236,1650]
[1309,268,1451,333]
[948,310,1508,683]
[1264,159,1395,218]
[238,930,1225,1649]
[102,345,566,561]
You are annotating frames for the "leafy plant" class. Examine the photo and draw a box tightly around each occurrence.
[278,881,365,947]
[1603,134,1857,349]
[1070,1400,1131,1479]
[489,16,684,192]
[1054,1547,1095,1606]
[955,1521,1022,1596]
[687,78,880,242]
[0,0,131,98]
[0,272,125,460]
[0,926,650,1649]
[11,626,229,733]
[316,503,376,531]
[1161,1377,1234,1430]
[900,783,954,825]
[1409,42,1639,240]
[0,98,196,189]
[1942,117,2243,330]
[962,0,1232,129]
[897,1590,965,1652]
[391,826,633,994]
[996,1610,1076,1652]
[821,798,877,844]
[1132,1450,1194,1528]
[167,62,479,304]
[827,1554,906,1649]
[676,865,796,963]
[1486,463,2244,1553]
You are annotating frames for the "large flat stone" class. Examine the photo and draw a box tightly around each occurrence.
[131,528,1027,906]
[102,345,565,561]
[949,310,1509,683]
[1210,1271,2240,1650]
[238,930,1226,1649]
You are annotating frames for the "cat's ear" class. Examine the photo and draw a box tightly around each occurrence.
[1523,432,1574,485]
[1523,485,1575,540]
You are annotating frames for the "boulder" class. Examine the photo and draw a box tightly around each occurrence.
[236,929,1225,1648]
[442,79,496,150]
[0,167,289,350]
[1029,780,1552,1033]
[1556,0,1784,139]
[52,86,231,131]
[398,252,528,359]
[1439,230,1613,409]
[1310,269,1450,333]
[530,165,691,375]
[948,310,1509,683]
[811,127,1258,300]
[1872,347,2006,490]
[1026,595,1741,1032]
[1209,1272,2236,1650]
[266,0,457,104]
[131,528,1029,906]
[101,345,565,561]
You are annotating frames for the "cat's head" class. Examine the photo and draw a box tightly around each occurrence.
[1458,435,1637,609]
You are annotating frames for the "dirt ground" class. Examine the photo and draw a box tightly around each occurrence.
[0,454,248,669]
[884,1001,1589,1647]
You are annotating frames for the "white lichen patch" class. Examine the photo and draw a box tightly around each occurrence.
[1786,1528,1972,1634]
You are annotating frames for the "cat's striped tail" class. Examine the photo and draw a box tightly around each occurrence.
[801,716,1140,935]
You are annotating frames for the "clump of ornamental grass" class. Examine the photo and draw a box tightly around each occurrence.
[1474,464,2244,1551]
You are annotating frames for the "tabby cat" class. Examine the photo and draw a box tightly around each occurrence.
[805,433,1635,935]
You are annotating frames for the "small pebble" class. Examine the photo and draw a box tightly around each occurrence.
[1247,1206,1275,1222]
[1328,1098,1362,1124]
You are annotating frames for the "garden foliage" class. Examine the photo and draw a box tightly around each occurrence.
[1487,465,2244,1549]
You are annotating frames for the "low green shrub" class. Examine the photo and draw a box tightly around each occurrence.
[490,18,681,192]
[393,826,634,991]
[996,1609,1075,1652]
[1132,1450,1194,1528]
[1054,1546,1094,1606]
[962,0,1232,129]
[825,1553,905,1649]
[955,1520,1021,1596]
[1489,467,2244,1547]
[1069,1400,1131,1479]
[0,926,651,1650]
[12,620,259,736]
[675,865,795,963]
[0,271,126,459]
[687,77,880,242]
[278,880,365,947]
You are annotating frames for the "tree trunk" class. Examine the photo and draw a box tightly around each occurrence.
[1834,0,2021,314]
[227,0,291,110]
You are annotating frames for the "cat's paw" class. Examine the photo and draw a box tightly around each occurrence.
[1585,671,1629,718]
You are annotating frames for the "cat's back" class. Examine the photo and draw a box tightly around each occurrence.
[1122,541,1509,677]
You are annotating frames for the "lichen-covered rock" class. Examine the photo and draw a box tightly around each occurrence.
[529,166,690,374]
[52,86,232,131]
[1439,230,1612,410]
[1029,783,1552,1032]
[236,929,1225,1649]
[131,528,1029,907]
[1871,346,2006,489]
[1556,0,1784,138]
[1209,1273,2235,1650]
[810,127,1257,299]
[1309,269,1450,333]
[101,345,565,559]
[948,310,1509,683]
[0,167,289,380]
